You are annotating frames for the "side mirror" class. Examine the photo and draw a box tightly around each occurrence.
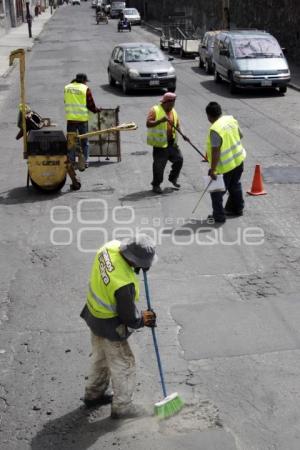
[168,57,174,61]
[220,49,230,57]
[282,47,288,56]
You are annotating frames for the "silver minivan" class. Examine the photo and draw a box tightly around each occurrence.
[213,30,291,94]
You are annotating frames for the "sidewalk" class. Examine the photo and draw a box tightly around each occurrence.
[0,8,55,78]
[288,60,300,92]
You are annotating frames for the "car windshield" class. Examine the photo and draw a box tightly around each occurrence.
[125,47,164,62]
[232,37,283,58]
[124,9,138,15]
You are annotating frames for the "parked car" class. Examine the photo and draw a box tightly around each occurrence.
[122,8,141,25]
[110,1,125,18]
[213,29,291,94]
[198,30,220,74]
[102,0,111,14]
[107,42,176,94]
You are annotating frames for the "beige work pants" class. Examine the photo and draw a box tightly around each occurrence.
[85,332,136,412]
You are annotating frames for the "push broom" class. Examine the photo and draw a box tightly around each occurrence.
[143,270,184,419]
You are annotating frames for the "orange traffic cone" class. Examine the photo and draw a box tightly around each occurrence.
[247,164,267,196]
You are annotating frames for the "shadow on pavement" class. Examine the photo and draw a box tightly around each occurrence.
[119,187,176,202]
[0,186,67,205]
[87,160,116,167]
[100,84,167,98]
[200,79,285,98]
[31,406,119,450]
[162,218,224,236]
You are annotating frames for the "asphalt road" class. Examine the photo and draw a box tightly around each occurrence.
[1,3,300,450]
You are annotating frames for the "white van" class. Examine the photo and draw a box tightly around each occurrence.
[213,30,291,94]
[110,1,125,18]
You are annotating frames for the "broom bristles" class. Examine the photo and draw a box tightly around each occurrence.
[154,392,184,419]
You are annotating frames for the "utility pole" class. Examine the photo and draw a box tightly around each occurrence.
[222,0,230,29]
[25,1,32,38]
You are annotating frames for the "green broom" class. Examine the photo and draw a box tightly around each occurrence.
[143,270,184,419]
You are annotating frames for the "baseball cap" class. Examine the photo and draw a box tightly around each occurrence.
[161,92,176,103]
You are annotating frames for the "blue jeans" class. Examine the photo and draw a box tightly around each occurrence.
[210,163,244,221]
[67,121,89,162]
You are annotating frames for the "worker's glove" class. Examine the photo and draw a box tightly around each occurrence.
[142,310,157,328]
[208,168,217,180]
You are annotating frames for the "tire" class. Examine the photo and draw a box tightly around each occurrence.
[108,71,116,86]
[279,86,287,94]
[122,77,129,94]
[205,60,213,75]
[214,67,221,83]
[229,73,238,94]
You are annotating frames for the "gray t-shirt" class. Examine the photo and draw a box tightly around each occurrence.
[210,128,243,148]
[210,130,222,147]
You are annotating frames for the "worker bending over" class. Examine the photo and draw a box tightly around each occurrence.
[80,234,157,419]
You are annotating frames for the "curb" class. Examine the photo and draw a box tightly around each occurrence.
[288,82,300,92]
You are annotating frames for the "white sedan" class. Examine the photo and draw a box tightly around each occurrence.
[122,8,141,25]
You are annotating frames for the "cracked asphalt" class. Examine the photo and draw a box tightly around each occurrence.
[0,3,300,449]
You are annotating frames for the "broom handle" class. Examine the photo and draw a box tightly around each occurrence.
[143,271,168,398]
[167,119,207,160]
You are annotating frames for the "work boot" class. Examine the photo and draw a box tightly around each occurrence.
[207,214,226,224]
[168,178,181,189]
[152,185,162,194]
[70,181,81,191]
[224,209,243,217]
[82,394,113,408]
[111,403,147,420]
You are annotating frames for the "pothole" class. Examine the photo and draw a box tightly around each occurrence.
[159,400,221,435]
[264,165,300,183]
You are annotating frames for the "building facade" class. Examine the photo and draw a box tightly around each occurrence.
[137,0,299,61]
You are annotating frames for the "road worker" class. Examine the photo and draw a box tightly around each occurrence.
[146,92,186,194]
[80,234,157,419]
[64,73,101,168]
[205,101,246,223]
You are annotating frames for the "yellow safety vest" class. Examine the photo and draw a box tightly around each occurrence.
[147,105,178,148]
[64,82,89,122]
[206,115,246,174]
[86,240,140,319]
